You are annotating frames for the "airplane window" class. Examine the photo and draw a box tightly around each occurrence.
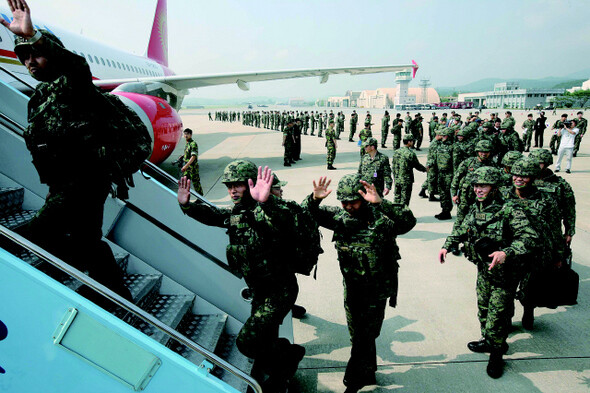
[94,56,99,64]
[100,58,105,66]
[117,62,121,69]
[72,50,77,54]
[80,52,85,58]
[87,55,93,63]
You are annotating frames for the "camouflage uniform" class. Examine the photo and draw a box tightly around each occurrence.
[283,123,295,165]
[421,136,440,196]
[180,160,302,386]
[497,127,523,164]
[358,127,373,156]
[529,149,576,239]
[380,113,390,147]
[317,114,324,137]
[18,30,132,305]
[303,174,416,389]
[521,118,535,152]
[430,128,454,216]
[358,138,393,196]
[573,116,587,156]
[349,112,358,141]
[443,167,538,353]
[549,119,564,154]
[452,130,475,172]
[390,121,403,150]
[499,158,564,311]
[392,138,427,205]
[451,140,496,227]
[499,151,523,187]
[182,138,203,194]
[326,125,337,167]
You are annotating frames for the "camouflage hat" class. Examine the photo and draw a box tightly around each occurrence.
[511,157,540,178]
[471,166,501,186]
[529,148,553,166]
[482,122,493,128]
[361,137,378,148]
[14,29,65,62]
[456,128,468,137]
[475,140,493,152]
[435,127,453,137]
[271,173,287,189]
[336,174,364,202]
[501,151,523,167]
[403,134,415,142]
[221,160,258,184]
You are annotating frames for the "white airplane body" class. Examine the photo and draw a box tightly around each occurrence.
[0,0,418,164]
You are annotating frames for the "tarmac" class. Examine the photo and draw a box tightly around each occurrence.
[166,107,590,393]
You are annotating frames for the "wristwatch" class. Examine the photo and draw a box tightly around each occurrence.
[27,29,42,44]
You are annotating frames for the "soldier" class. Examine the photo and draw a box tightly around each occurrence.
[180,128,204,194]
[304,174,416,392]
[5,1,133,306]
[338,111,346,139]
[358,137,393,197]
[358,123,373,156]
[310,110,316,135]
[497,124,523,164]
[283,118,296,167]
[178,162,304,391]
[452,128,475,173]
[573,111,587,157]
[521,113,535,152]
[499,158,564,330]
[208,112,212,121]
[499,151,523,187]
[349,110,358,142]
[439,166,539,379]
[451,140,497,227]
[293,117,303,161]
[270,174,309,319]
[392,135,427,205]
[418,131,441,201]
[430,128,454,220]
[429,114,439,142]
[410,113,424,150]
[326,119,338,170]
[549,114,567,155]
[380,111,390,148]
[404,111,412,133]
[318,112,324,137]
[365,111,372,130]
[391,118,404,150]
[501,111,516,132]
[528,148,576,247]
[303,111,310,135]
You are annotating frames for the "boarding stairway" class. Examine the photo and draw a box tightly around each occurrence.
[0,67,292,393]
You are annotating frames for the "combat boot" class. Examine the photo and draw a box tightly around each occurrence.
[435,211,452,220]
[418,188,428,198]
[468,339,508,354]
[292,304,306,319]
[486,350,504,379]
[327,165,337,170]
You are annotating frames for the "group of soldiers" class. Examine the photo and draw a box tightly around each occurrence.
[209,110,240,122]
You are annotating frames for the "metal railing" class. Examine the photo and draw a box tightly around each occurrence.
[0,225,262,393]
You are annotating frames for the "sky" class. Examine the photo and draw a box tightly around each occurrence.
[15,0,590,99]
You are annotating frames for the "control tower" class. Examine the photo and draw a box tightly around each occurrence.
[394,70,416,107]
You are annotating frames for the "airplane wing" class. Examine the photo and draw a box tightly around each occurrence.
[93,62,419,92]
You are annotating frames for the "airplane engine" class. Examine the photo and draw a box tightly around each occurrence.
[112,91,183,164]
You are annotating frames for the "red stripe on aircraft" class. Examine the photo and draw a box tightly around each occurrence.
[0,49,17,59]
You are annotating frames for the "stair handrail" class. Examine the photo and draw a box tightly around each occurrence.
[0,64,36,92]
[0,224,263,393]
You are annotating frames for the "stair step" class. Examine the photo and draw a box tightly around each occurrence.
[14,248,43,267]
[0,187,24,216]
[114,253,129,272]
[0,209,36,230]
[213,333,254,393]
[171,313,228,366]
[135,294,195,345]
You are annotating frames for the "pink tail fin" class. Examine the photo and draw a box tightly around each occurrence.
[412,60,419,79]
[147,0,168,67]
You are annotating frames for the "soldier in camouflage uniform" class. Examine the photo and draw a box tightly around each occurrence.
[365,111,372,130]
[358,124,373,157]
[349,110,358,142]
[497,124,523,164]
[178,161,304,391]
[317,112,324,137]
[283,118,296,166]
[410,113,424,150]
[499,158,564,330]
[380,111,390,148]
[528,149,576,246]
[440,166,539,379]
[500,111,516,132]
[338,111,346,140]
[521,114,535,152]
[452,128,475,172]
[392,135,427,205]
[390,117,404,150]
[358,138,393,197]
[326,120,338,170]
[573,111,587,157]
[310,111,316,135]
[419,132,441,201]
[549,114,567,155]
[304,174,416,392]
[7,4,133,306]
[429,115,438,142]
[451,140,497,227]
[499,151,523,187]
[180,128,204,194]
[430,128,454,220]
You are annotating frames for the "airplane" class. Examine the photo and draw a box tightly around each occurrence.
[0,0,418,164]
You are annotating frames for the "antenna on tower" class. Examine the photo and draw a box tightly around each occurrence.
[419,77,431,104]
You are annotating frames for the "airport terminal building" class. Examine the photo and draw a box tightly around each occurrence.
[458,82,565,109]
